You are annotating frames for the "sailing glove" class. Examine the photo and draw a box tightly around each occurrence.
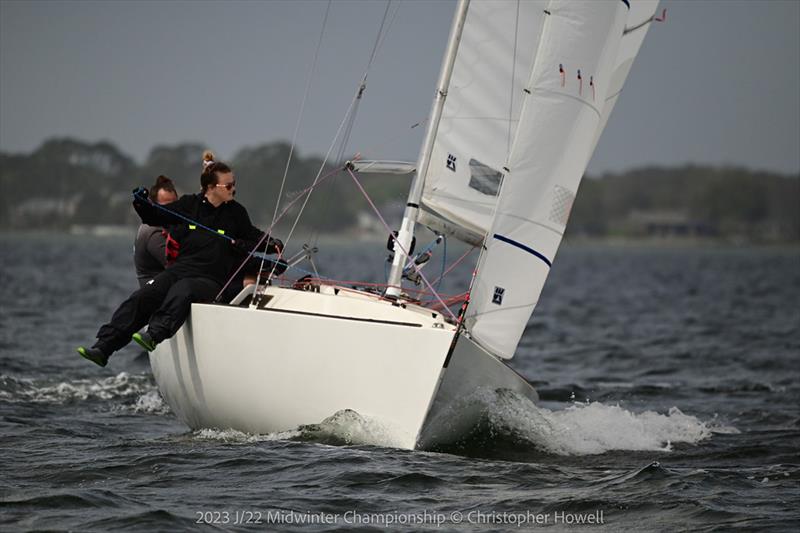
[132,186,149,200]
[232,239,253,255]
[268,238,284,255]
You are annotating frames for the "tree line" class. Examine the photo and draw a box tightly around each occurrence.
[0,137,797,242]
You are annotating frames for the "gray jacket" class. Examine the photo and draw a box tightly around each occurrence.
[134,224,167,287]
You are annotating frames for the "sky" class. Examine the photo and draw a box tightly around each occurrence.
[1,0,798,175]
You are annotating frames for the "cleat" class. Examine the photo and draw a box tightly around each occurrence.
[132,332,157,352]
[77,346,108,367]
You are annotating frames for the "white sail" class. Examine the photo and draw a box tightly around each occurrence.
[419,0,659,248]
[465,0,650,360]
[419,0,550,245]
[591,0,661,153]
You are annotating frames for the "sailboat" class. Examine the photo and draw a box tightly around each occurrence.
[149,0,661,450]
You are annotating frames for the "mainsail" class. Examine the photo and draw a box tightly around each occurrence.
[421,1,659,247]
[419,0,550,245]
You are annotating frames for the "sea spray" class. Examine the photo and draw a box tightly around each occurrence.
[297,409,406,448]
[188,410,405,448]
[0,372,156,404]
[429,387,732,456]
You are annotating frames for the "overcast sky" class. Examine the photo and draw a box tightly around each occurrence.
[1,0,798,175]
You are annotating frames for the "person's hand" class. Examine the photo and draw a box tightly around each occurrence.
[132,186,148,200]
[232,239,252,254]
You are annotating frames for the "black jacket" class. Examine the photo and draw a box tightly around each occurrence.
[133,193,279,284]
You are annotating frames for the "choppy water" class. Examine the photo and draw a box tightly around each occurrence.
[1,233,798,531]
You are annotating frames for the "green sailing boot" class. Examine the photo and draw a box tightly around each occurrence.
[132,332,157,352]
[77,346,108,367]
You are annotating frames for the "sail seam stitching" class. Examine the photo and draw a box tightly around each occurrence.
[529,87,602,118]
[469,301,539,317]
[498,213,564,237]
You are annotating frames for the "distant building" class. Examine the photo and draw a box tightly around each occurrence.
[11,195,82,227]
[355,203,405,237]
[627,210,716,238]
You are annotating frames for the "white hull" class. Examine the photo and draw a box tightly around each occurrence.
[150,285,537,450]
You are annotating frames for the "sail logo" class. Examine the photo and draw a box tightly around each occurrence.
[492,286,505,305]
[446,154,457,172]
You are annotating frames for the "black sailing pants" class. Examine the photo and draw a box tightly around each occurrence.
[94,270,220,355]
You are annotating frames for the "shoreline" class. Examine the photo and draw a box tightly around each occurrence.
[1,227,798,249]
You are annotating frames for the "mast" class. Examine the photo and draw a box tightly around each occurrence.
[385,0,470,298]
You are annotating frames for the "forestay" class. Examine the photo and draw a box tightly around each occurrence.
[464,0,657,360]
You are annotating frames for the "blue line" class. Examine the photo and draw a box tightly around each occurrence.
[621,0,630,8]
[134,192,234,242]
[493,234,552,268]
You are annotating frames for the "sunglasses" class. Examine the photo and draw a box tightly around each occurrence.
[215,181,236,191]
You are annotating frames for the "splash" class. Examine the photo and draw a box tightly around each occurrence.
[539,402,712,454]
[0,372,157,405]
[192,427,301,444]
[296,409,406,448]
[132,389,169,414]
[188,410,405,448]
[433,388,735,456]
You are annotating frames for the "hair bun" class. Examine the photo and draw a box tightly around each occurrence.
[202,150,215,169]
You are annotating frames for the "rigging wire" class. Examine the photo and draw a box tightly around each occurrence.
[329,0,397,173]
[299,0,400,249]
[345,166,457,321]
[430,243,475,287]
[256,91,361,290]
[270,0,331,229]
[257,1,396,289]
[221,164,343,301]
[255,0,332,283]
[352,118,427,162]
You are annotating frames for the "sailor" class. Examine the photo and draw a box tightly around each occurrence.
[77,153,283,367]
[134,175,178,287]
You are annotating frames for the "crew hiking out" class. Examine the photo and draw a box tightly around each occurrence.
[77,153,282,367]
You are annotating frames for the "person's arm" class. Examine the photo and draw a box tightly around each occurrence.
[133,192,188,227]
[232,205,282,255]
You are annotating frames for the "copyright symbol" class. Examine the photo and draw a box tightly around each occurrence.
[450,511,463,524]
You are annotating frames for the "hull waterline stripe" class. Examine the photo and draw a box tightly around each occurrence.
[493,234,552,268]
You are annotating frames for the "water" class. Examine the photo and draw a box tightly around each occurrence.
[1,233,798,531]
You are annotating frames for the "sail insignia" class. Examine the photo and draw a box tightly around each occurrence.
[492,287,505,305]
[446,154,457,172]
